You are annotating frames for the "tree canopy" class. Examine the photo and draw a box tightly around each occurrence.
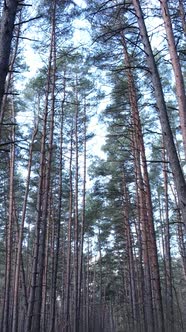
[0,0,186,331]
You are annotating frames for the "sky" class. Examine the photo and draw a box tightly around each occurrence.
[17,0,167,161]
[16,0,107,165]
[74,0,86,8]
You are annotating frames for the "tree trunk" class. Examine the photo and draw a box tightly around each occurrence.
[50,76,65,332]
[122,171,137,331]
[31,18,56,329]
[74,79,79,332]
[124,55,152,332]
[86,238,90,332]
[0,6,21,127]
[77,100,87,332]
[40,195,51,332]
[177,211,186,278]
[0,0,18,112]
[121,32,161,332]
[132,0,186,228]
[65,127,74,332]
[2,97,15,332]
[12,123,38,332]
[178,0,186,36]
[25,2,57,330]
[162,142,174,331]
[160,0,186,159]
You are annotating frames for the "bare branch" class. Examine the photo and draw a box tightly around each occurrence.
[14,15,42,26]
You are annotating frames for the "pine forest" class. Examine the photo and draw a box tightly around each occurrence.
[1,0,186,331]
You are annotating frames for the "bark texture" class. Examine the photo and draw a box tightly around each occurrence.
[0,0,18,112]
[132,0,186,228]
[160,0,186,159]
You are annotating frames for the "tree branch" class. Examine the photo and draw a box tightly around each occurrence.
[14,15,42,26]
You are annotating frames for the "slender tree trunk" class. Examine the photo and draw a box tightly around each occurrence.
[50,78,65,332]
[132,0,186,231]
[32,18,56,329]
[133,177,147,332]
[65,128,74,332]
[77,100,87,332]
[162,143,174,331]
[86,238,90,332]
[141,143,164,332]
[74,79,79,332]
[0,0,18,112]
[170,183,186,279]
[2,98,15,332]
[122,171,137,331]
[40,195,51,332]
[126,48,164,332]
[121,33,155,331]
[160,0,186,159]
[25,2,57,330]
[138,159,155,332]
[177,211,186,278]
[178,0,186,36]
[92,255,96,332]
[12,123,38,332]
[98,228,103,331]
[0,7,21,127]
